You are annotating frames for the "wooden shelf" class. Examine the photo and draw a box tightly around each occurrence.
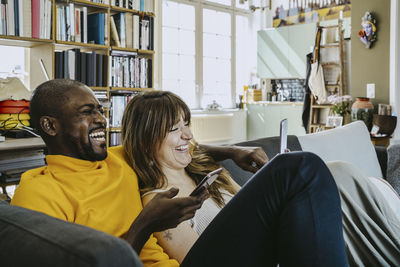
[110,87,153,92]
[111,46,138,53]
[138,49,155,55]
[70,0,110,9]
[110,46,155,55]
[56,40,109,50]
[0,35,53,47]
[109,127,122,132]
[110,6,155,17]
[91,87,109,91]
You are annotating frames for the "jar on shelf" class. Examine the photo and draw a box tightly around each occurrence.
[351,97,374,130]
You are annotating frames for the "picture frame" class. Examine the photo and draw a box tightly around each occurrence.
[326,116,343,128]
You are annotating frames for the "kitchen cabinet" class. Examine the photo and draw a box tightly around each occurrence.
[257,23,316,79]
[247,102,306,140]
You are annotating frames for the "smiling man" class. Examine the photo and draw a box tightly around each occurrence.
[10,79,209,267]
[11,79,270,267]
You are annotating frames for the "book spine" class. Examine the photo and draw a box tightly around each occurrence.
[31,0,40,38]
[82,7,87,43]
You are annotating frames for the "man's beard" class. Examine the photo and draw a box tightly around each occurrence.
[66,134,107,161]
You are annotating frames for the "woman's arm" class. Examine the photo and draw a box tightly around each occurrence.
[199,144,269,173]
[142,193,200,263]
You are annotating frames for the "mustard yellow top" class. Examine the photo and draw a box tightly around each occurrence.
[11,146,178,267]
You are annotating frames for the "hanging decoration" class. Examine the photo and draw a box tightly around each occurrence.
[358,11,377,49]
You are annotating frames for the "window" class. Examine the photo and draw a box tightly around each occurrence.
[160,0,254,109]
[0,46,26,81]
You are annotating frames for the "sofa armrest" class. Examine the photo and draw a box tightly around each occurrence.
[375,146,387,179]
[0,200,142,267]
[387,144,400,195]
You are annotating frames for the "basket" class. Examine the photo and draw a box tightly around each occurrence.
[372,114,397,135]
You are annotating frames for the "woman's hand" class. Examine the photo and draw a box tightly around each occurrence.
[231,146,269,173]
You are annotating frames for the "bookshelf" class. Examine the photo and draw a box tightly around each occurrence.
[308,20,346,133]
[0,0,156,147]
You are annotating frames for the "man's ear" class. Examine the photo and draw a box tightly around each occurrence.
[39,116,59,136]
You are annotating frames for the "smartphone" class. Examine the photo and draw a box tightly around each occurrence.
[280,119,288,154]
[190,168,223,196]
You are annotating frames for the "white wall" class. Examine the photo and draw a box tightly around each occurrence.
[390,0,400,142]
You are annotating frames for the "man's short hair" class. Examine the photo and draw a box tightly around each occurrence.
[30,79,85,133]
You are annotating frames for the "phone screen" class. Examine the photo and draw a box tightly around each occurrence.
[280,119,288,154]
[190,168,223,196]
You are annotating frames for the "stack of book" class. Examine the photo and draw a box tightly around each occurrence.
[111,0,154,12]
[0,0,52,39]
[55,48,108,87]
[109,50,151,88]
[110,92,138,127]
[93,90,109,107]
[110,12,153,50]
[56,2,108,45]
[0,148,45,184]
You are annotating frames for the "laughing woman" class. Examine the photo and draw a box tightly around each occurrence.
[121,91,350,267]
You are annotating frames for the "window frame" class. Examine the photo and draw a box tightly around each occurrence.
[157,0,251,109]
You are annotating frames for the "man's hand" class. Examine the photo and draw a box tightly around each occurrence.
[125,187,208,253]
[143,187,208,232]
[231,146,269,173]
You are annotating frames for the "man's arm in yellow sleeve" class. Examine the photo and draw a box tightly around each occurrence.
[139,234,179,267]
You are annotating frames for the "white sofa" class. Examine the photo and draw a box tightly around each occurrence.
[298,121,400,217]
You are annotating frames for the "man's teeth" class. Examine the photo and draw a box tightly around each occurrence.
[176,144,189,151]
[89,131,106,141]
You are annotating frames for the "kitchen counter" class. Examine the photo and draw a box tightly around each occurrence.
[247,102,306,139]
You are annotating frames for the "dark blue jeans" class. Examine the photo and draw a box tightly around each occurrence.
[182,152,348,267]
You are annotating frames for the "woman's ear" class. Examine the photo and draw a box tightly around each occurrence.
[39,116,59,136]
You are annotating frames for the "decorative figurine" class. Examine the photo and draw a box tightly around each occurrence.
[358,11,377,49]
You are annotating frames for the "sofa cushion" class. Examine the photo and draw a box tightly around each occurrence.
[297,121,383,178]
[0,200,142,267]
[220,135,302,186]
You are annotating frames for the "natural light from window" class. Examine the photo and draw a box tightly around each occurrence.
[202,8,231,108]
[162,1,196,108]
[161,0,255,109]
[0,46,25,80]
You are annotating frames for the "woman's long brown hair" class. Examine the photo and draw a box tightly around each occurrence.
[121,91,237,207]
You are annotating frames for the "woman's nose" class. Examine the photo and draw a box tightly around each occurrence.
[182,127,193,140]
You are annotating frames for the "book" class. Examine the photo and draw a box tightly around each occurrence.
[125,12,133,48]
[20,0,31,37]
[54,51,63,79]
[132,14,139,49]
[69,2,75,41]
[75,7,81,43]
[63,50,69,78]
[110,15,120,47]
[81,51,87,85]
[82,7,87,43]
[67,49,75,80]
[14,0,18,36]
[88,12,105,45]
[115,12,126,48]
[96,53,103,87]
[7,0,14,36]
[73,48,81,82]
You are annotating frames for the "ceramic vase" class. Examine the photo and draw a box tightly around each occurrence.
[351,97,374,130]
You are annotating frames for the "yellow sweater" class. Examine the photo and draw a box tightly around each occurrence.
[11,146,178,267]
